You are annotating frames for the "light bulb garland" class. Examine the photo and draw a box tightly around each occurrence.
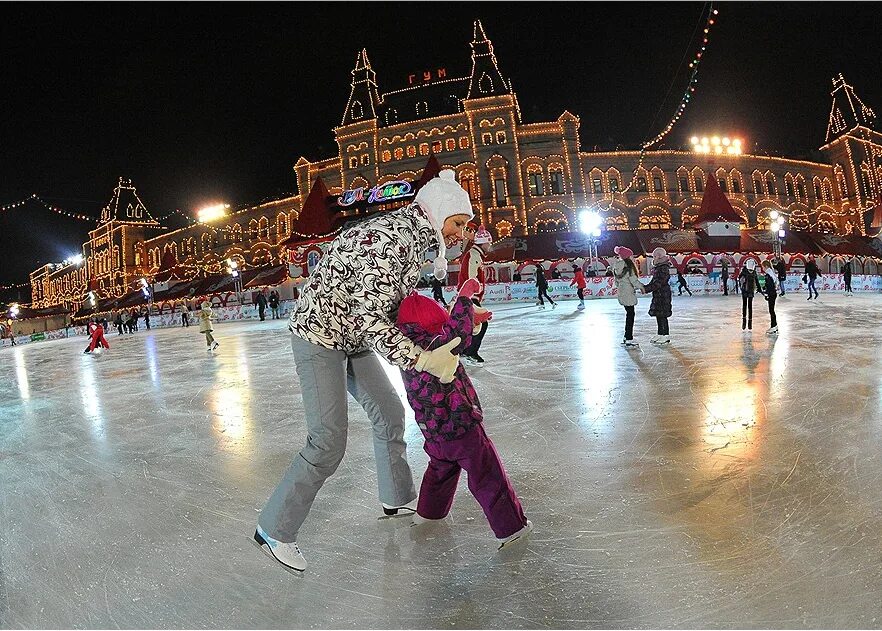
[642,4,718,149]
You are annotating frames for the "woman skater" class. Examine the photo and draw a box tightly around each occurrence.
[759,260,779,335]
[612,246,643,347]
[199,301,219,351]
[642,247,673,345]
[739,259,759,332]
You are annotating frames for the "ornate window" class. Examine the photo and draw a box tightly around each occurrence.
[549,165,565,195]
[459,136,470,149]
[419,143,429,156]
[482,133,493,145]
[432,140,442,153]
[406,145,416,158]
[393,147,403,160]
[495,131,507,144]
[381,150,391,163]
[459,171,479,200]
[529,172,544,196]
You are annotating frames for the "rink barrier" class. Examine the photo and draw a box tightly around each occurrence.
[3,274,880,349]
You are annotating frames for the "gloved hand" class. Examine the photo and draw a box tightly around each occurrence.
[414,337,462,384]
[473,305,493,325]
[459,278,482,300]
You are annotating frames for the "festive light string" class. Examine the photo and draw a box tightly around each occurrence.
[642,3,719,149]
[597,4,718,207]
[0,282,30,290]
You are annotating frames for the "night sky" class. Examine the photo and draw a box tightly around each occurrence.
[1,2,878,298]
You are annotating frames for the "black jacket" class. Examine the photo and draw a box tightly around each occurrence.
[739,268,759,297]
[843,260,852,279]
[759,271,777,298]
[806,261,820,279]
[775,260,786,279]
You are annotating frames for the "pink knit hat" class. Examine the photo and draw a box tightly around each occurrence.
[614,245,634,259]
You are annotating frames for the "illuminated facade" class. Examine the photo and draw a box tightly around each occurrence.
[29,23,882,308]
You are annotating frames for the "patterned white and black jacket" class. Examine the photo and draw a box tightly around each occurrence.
[289,202,439,368]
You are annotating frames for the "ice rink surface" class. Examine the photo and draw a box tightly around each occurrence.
[3,293,882,629]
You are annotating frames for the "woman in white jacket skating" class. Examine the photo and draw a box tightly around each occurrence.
[254,171,474,573]
[612,246,644,348]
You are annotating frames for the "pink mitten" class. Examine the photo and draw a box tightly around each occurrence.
[459,278,481,300]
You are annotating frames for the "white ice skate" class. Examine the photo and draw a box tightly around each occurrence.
[767,326,779,335]
[211,341,220,351]
[577,302,585,311]
[497,520,533,550]
[380,499,417,519]
[625,340,640,348]
[461,355,479,367]
[252,525,307,573]
[551,303,557,309]
[537,304,546,310]
[650,335,670,345]
[411,513,448,527]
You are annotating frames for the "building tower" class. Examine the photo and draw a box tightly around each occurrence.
[463,21,525,234]
[335,49,381,191]
[820,74,881,234]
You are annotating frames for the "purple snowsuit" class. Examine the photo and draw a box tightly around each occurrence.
[398,297,527,538]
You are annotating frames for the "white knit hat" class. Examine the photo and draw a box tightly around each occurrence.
[415,170,474,279]
[473,225,493,245]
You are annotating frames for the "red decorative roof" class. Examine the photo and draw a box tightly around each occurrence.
[414,154,442,193]
[695,172,743,225]
[282,177,339,246]
[154,249,183,283]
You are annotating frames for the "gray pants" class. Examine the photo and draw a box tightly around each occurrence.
[259,334,416,542]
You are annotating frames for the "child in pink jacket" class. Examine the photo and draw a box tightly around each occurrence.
[395,280,532,549]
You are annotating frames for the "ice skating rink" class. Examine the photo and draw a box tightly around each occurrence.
[3,293,882,629]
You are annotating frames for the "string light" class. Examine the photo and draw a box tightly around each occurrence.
[642,4,719,149]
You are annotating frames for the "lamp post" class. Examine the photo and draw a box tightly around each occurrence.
[769,210,786,259]
[579,210,603,276]
[227,258,242,304]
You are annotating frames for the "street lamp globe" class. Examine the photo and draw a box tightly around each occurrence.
[770,210,779,221]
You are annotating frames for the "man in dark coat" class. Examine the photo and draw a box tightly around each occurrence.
[721,258,729,296]
[255,290,268,321]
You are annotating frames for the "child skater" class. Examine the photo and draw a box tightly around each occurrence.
[396,279,532,550]
[199,300,220,351]
[676,268,693,296]
[758,260,779,335]
[83,318,110,354]
[570,264,587,310]
[642,247,673,345]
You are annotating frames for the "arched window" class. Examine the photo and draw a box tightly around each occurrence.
[393,147,403,160]
[692,167,705,192]
[419,143,429,156]
[249,220,259,241]
[528,165,545,196]
[638,211,672,229]
[385,109,398,125]
[459,136,470,149]
[416,101,428,117]
[350,100,363,120]
[482,133,493,145]
[766,174,777,195]
[406,145,416,158]
[605,214,628,230]
[677,167,690,194]
[381,150,391,163]
[496,220,513,238]
[549,164,565,195]
[276,213,289,239]
[495,131,507,144]
[349,157,358,169]
[258,216,269,239]
[459,171,479,200]
[432,140,442,153]
[446,138,456,151]
[232,223,242,243]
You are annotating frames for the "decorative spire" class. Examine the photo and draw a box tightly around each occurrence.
[466,20,511,99]
[341,49,380,126]
[99,177,158,226]
[825,74,876,144]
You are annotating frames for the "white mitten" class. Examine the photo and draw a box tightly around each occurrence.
[414,337,462,384]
